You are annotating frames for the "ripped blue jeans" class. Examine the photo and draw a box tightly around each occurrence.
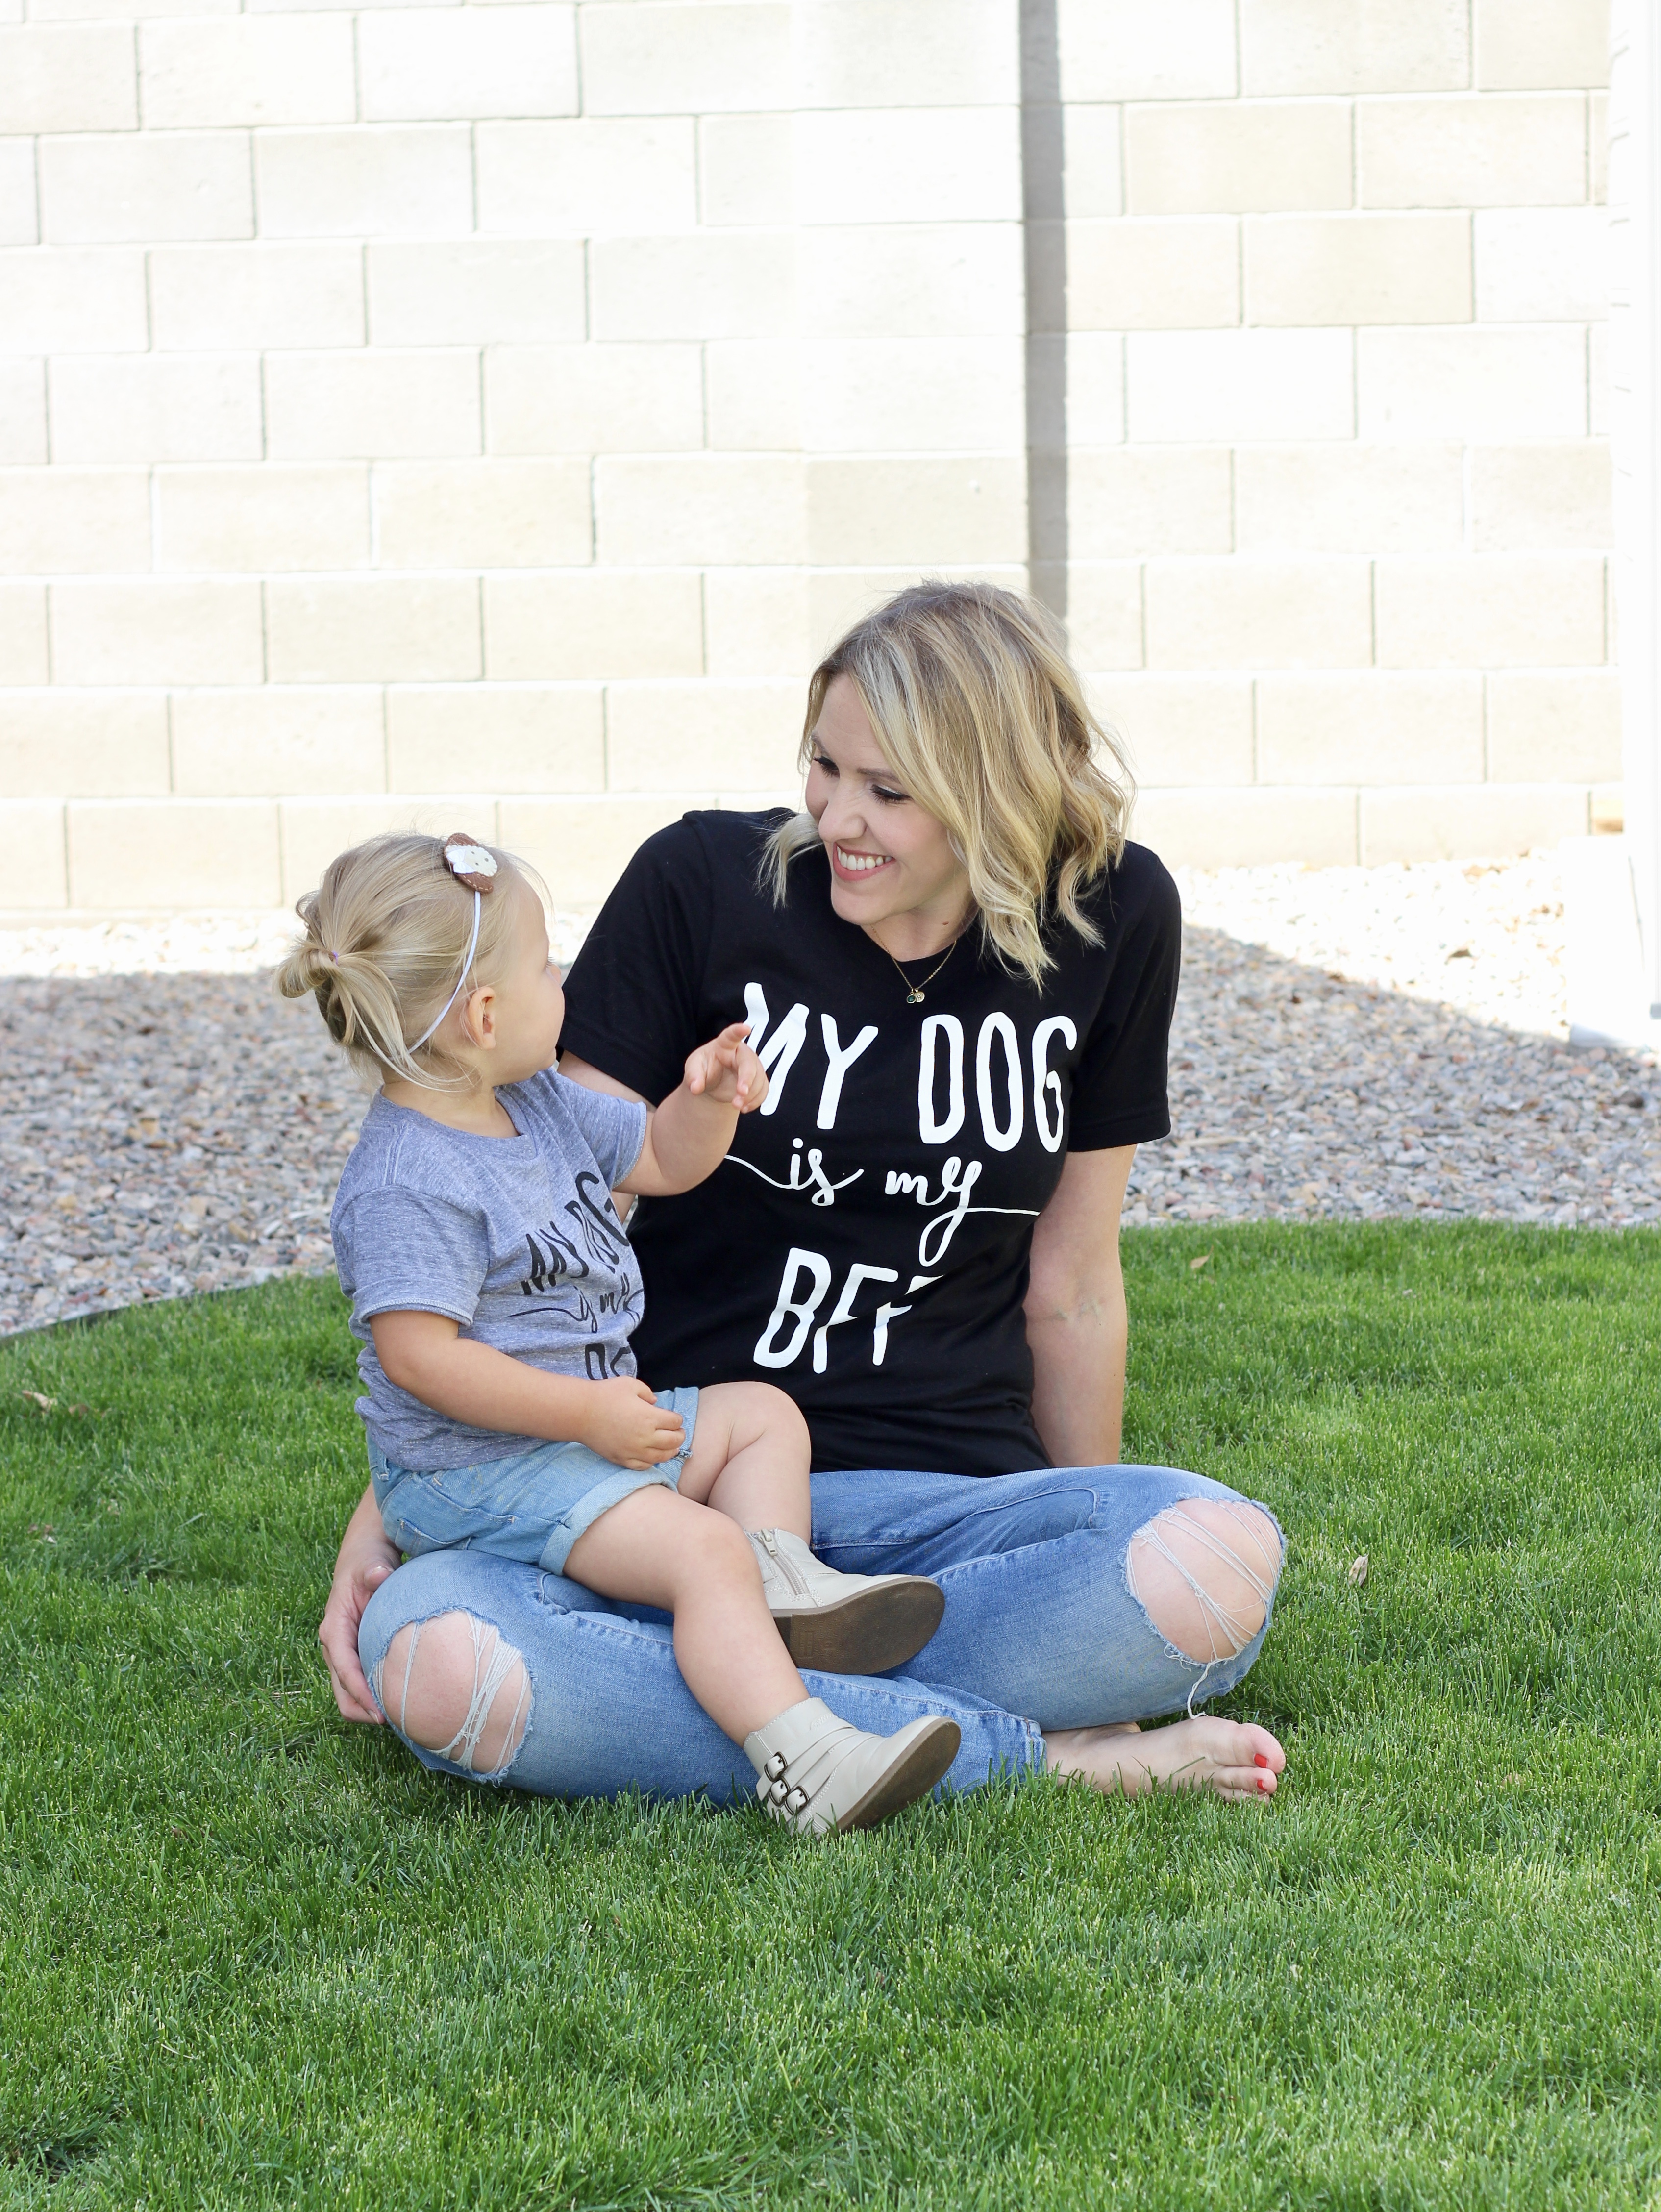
[357,1461,1284,1801]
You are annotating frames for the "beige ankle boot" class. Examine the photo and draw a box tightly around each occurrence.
[747,1526,945,1673]
[744,1695,961,1836]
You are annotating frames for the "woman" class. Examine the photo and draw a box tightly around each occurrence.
[320,583,1287,1805]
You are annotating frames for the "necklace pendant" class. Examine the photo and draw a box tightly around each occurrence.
[906,987,925,1004]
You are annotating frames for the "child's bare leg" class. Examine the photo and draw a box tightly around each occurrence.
[562,1485,804,1742]
[676,1381,811,1539]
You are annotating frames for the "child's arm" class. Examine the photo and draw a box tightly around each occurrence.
[371,1312,687,1469]
[617,1019,769,1198]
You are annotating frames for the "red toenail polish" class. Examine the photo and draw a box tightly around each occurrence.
[1254,1753,1269,1768]
[1258,1776,1270,1791]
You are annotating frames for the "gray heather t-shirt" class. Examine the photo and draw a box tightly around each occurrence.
[331,1072,648,1471]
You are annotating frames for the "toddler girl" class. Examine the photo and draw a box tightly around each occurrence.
[278,831,960,1834]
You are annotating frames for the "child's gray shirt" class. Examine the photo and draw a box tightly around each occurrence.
[331,1072,648,1471]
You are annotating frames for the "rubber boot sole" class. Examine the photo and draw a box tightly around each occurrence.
[772,1576,945,1675]
[835,1716,962,1832]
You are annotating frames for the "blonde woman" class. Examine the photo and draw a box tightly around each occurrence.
[320,582,1288,1807]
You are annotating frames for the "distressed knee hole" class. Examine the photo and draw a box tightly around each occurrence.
[1126,1500,1283,1666]
[372,1611,530,1776]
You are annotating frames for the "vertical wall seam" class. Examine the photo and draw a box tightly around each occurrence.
[1020,0,1066,621]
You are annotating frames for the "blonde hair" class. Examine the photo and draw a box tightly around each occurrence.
[765,581,1132,983]
[274,831,526,1091]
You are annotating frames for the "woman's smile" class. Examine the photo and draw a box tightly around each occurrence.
[831,845,894,881]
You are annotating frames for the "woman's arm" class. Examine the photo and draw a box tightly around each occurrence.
[1023,1145,1136,1468]
[318,1483,401,1723]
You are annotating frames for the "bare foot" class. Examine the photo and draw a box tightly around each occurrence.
[1044,1716,1284,1803]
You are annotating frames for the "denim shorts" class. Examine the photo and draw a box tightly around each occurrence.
[369,1385,700,1577]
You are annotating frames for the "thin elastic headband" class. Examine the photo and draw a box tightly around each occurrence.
[405,887,483,1054]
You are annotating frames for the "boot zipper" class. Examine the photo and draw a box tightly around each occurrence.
[760,1527,810,1600]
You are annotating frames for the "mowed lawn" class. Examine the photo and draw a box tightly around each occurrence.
[2,1225,1659,2211]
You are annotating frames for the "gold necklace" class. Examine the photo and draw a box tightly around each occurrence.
[883,933,960,1005]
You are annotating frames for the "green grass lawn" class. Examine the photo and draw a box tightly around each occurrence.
[3,1224,1660,2210]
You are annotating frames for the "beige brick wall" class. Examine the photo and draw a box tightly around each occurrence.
[0,0,1615,907]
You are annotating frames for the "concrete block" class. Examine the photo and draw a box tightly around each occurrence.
[1063,562,1143,670]
[1066,217,1240,329]
[150,242,363,349]
[800,224,1025,338]
[1258,671,1483,783]
[0,361,46,465]
[171,687,386,796]
[49,354,262,463]
[1237,442,1464,552]
[591,232,794,341]
[1056,0,1235,101]
[1029,333,1124,448]
[1047,103,1124,221]
[255,125,473,239]
[266,350,481,461]
[1592,90,1608,201]
[1246,213,1472,325]
[797,0,1016,107]
[704,567,814,677]
[0,247,148,353]
[1359,326,1587,439]
[155,464,370,572]
[40,131,251,244]
[604,679,802,791]
[1127,329,1354,442]
[484,571,704,680]
[50,579,261,685]
[266,577,481,683]
[1358,94,1586,206]
[1591,319,1607,434]
[595,454,806,566]
[1126,99,1353,215]
[794,109,1021,226]
[387,684,604,794]
[139,17,354,126]
[1146,557,1373,669]
[1360,783,1588,862]
[1470,441,1610,549]
[486,342,703,456]
[70,799,281,907]
[359,6,577,121]
[1476,0,1609,90]
[1485,668,1621,778]
[368,242,585,346]
[805,457,1028,566]
[476,119,696,236]
[1068,448,1233,557]
[800,336,1025,452]
[1375,553,1606,666]
[374,459,593,569]
[0,139,38,246]
[706,342,801,451]
[38,0,238,15]
[0,799,66,907]
[0,25,136,133]
[0,691,169,795]
[0,581,47,681]
[1475,208,1610,322]
[498,794,696,909]
[0,467,150,572]
[699,115,793,226]
[279,795,496,907]
[1241,0,1469,94]
[1131,784,1358,865]
[1085,673,1253,787]
[580,2,789,113]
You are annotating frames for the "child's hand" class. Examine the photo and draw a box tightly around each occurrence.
[684,1022,770,1115]
[581,1377,686,1470]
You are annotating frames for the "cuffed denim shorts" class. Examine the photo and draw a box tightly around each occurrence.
[368,1385,700,1577]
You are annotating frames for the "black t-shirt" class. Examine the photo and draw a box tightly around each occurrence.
[559,810,1180,1478]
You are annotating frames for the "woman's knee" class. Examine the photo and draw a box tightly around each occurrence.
[1125,1498,1283,1666]
[372,1610,531,1776]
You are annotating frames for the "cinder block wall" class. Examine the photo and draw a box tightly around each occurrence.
[0,0,1614,909]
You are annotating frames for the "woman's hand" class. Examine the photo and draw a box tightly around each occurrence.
[579,1376,687,1470]
[319,1484,401,1723]
[683,1022,769,1114]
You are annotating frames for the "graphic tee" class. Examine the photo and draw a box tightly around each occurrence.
[559,810,1180,1478]
[330,1072,647,1471]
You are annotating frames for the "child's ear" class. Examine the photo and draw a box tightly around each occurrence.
[462,983,496,1048]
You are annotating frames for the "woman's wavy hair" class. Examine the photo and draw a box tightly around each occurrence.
[763,580,1133,984]
[274,831,528,1092]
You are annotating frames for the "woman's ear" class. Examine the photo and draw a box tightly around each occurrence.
[460,982,497,1049]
